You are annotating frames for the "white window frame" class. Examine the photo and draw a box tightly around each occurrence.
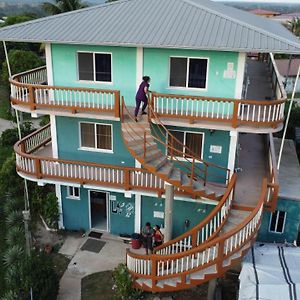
[77,51,113,84]
[67,186,80,200]
[168,56,209,91]
[167,129,204,161]
[78,121,114,153]
[269,210,287,234]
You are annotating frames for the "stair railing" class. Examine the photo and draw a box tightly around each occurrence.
[127,178,267,292]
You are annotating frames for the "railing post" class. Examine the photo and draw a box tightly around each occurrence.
[28,85,36,110]
[35,158,42,179]
[124,169,130,190]
[232,101,239,128]
[151,257,157,287]
[115,91,121,118]
[20,142,26,154]
[216,240,225,273]
[192,232,197,248]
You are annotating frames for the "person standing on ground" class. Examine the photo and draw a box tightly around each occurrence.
[153,225,164,248]
[141,222,154,255]
[135,76,150,122]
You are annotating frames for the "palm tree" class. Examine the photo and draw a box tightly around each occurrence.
[43,0,88,15]
[287,17,300,37]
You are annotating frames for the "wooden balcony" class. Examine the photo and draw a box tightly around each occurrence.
[14,124,215,200]
[10,66,121,119]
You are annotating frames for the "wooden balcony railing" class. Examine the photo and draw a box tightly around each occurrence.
[151,92,286,129]
[10,66,121,118]
[126,178,267,292]
[14,124,206,197]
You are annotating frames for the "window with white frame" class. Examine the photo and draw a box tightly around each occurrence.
[169,57,208,89]
[167,130,204,159]
[68,186,80,199]
[77,52,112,82]
[269,210,286,233]
[80,122,112,151]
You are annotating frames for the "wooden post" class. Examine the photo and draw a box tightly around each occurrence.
[232,101,239,128]
[115,91,121,118]
[28,85,36,111]
[164,183,174,242]
[216,240,224,273]
[192,231,197,248]
[151,257,157,287]
[35,158,42,179]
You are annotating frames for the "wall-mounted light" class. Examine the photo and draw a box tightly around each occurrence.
[209,129,215,135]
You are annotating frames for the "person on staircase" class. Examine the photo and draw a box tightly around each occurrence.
[141,222,154,255]
[134,76,150,122]
[153,225,164,248]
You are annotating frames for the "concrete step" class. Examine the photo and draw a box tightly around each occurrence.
[189,265,217,281]
[156,277,181,288]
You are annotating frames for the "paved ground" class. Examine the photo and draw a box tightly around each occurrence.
[0,116,42,135]
[57,233,144,300]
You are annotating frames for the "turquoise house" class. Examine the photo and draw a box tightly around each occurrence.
[1,0,300,245]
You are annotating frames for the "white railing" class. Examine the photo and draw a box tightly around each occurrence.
[18,66,47,85]
[24,125,51,153]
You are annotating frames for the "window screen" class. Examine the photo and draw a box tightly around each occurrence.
[95,53,112,82]
[185,132,203,158]
[168,130,184,156]
[78,53,94,81]
[169,57,187,87]
[188,58,207,88]
[81,123,95,148]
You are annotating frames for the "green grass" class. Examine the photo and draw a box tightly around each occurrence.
[287,92,300,99]
[51,253,71,280]
[0,145,13,166]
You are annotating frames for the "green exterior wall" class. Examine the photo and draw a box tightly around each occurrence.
[56,116,135,166]
[141,196,214,237]
[143,48,239,99]
[51,44,137,103]
[258,198,300,243]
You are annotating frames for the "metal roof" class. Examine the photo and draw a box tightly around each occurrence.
[0,0,300,54]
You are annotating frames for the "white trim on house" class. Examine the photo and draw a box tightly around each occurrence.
[67,186,80,200]
[45,43,53,85]
[76,51,113,84]
[78,121,113,153]
[168,56,209,91]
[136,47,144,91]
[55,184,64,229]
[88,190,110,232]
[50,115,58,158]
[235,52,246,99]
[227,131,238,177]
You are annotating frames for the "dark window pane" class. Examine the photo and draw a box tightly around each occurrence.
[270,211,278,232]
[68,186,72,196]
[277,211,286,233]
[74,187,79,197]
[168,130,184,157]
[170,57,187,87]
[185,133,202,158]
[81,123,95,148]
[96,124,112,150]
[78,53,94,81]
[95,54,112,82]
[188,58,207,89]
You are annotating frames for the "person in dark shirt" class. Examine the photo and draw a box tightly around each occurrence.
[141,221,154,255]
[135,76,150,122]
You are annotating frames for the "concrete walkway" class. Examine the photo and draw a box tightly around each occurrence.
[0,118,15,134]
[57,233,142,300]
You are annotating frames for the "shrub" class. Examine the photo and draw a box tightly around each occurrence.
[39,115,50,127]
[42,192,59,229]
[112,263,142,300]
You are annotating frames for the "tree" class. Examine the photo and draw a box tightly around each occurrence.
[287,17,300,37]
[42,0,88,15]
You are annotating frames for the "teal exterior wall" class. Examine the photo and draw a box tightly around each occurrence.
[61,186,135,234]
[257,198,300,243]
[143,48,239,99]
[56,116,135,167]
[51,44,137,103]
[141,196,214,237]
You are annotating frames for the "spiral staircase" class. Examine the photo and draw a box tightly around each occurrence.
[121,97,271,292]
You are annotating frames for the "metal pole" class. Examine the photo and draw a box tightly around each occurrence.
[277,61,300,170]
[3,41,33,299]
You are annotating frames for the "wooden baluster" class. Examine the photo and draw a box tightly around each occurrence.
[232,101,239,128]
[124,169,130,190]
[35,158,42,179]
[28,85,36,110]
[115,91,121,118]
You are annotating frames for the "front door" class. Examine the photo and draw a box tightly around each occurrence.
[89,191,109,231]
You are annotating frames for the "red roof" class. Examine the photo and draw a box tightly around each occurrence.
[249,9,280,16]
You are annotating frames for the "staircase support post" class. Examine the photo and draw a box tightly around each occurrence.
[164,183,174,242]
[207,278,217,300]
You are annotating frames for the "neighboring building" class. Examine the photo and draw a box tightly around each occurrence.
[273,13,300,24]
[275,58,300,94]
[249,8,281,18]
[0,0,300,292]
